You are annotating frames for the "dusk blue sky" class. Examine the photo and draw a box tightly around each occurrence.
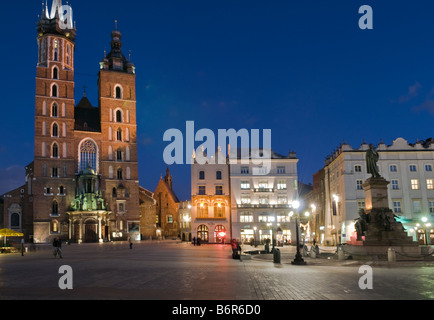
[1,0,434,201]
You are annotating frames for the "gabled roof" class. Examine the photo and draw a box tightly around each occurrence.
[74,97,101,132]
[154,179,180,203]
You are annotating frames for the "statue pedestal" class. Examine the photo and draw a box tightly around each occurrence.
[344,176,422,260]
[362,177,389,210]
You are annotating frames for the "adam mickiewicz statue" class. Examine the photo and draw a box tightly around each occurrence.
[366,144,381,178]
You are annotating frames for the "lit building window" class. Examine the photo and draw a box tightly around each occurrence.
[197,203,209,218]
[277,196,288,204]
[241,196,251,204]
[240,212,253,223]
[241,181,250,190]
[277,180,287,190]
[214,203,225,218]
[411,179,419,190]
[51,220,59,233]
[54,39,59,61]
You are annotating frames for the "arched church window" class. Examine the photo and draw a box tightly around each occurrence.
[53,67,58,79]
[115,86,122,99]
[52,84,58,97]
[117,128,123,141]
[52,201,59,215]
[66,44,71,65]
[11,213,20,228]
[116,110,123,122]
[52,123,59,137]
[117,168,123,180]
[54,39,59,61]
[79,139,98,173]
[52,143,59,158]
[116,148,122,161]
[52,103,58,117]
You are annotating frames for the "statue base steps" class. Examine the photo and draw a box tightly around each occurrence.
[343,245,423,261]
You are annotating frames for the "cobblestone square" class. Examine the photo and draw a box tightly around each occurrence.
[0,241,432,302]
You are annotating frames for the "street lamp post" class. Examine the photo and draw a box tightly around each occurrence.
[291,200,306,265]
[253,226,257,247]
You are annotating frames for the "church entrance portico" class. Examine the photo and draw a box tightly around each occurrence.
[68,213,111,243]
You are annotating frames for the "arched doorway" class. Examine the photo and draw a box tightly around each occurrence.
[197,225,209,243]
[84,219,98,243]
[214,225,226,243]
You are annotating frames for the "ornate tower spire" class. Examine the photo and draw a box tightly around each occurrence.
[100,24,135,74]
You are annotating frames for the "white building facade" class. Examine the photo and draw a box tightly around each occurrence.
[322,138,434,245]
[230,150,300,245]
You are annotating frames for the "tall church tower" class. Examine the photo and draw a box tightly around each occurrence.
[98,26,141,237]
[32,0,77,242]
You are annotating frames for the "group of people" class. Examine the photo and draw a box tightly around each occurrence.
[192,237,202,246]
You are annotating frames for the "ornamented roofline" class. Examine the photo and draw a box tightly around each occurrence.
[325,137,434,165]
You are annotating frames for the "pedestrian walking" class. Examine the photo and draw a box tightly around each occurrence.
[52,238,63,259]
[192,237,196,246]
[231,239,239,259]
[197,237,201,246]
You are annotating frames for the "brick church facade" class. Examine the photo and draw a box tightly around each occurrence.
[2,1,146,243]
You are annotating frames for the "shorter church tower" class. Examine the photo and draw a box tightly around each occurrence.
[98,26,140,239]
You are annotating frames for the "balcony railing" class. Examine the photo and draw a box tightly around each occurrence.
[237,204,290,209]
[253,188,274,193]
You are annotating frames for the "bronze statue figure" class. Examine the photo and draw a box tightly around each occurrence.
[366,144,381,178]
[354,209,370,241]
[375,209,392,232]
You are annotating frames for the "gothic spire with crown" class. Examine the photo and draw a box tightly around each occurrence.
[38,0,76,41]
